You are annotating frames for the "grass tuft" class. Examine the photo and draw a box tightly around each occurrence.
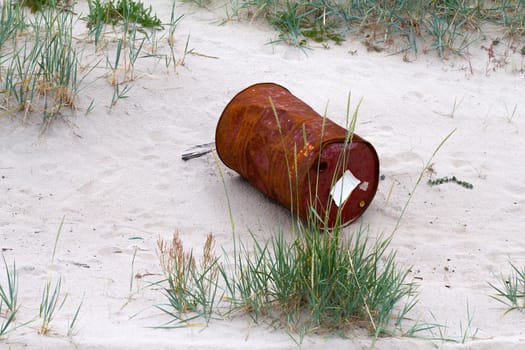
[489,261,525,314]
[0,256,19,337]
[67,295,84,337]
[220,225,415,335]
[0,256,18,318]
[154,226,416,337]
[39,277,67,335]
[155,225,417,337]
[156,232,222,327]
[1,3,91,126]
[1,0,176,123]
[86,0,163,30]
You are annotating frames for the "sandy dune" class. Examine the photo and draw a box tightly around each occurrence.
[1,1,525,348]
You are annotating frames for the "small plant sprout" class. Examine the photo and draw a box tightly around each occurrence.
[110,83,132,110]
[459,303,479,344]
[0,256,18,317]
[166,0,183,72]
[0,256,19,337]
[434,96,465,118]
[107,38,124,86]
[177,34,192,67]
[85,99,96,115]
[39,278,67,335]
[67,296,84,337]
[503,103,519,123]
[119,246,141,311]
[129,247,138,294]
[407,303,478,343]
[51,215,65,265]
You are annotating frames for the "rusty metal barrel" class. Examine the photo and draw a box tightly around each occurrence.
[215,83,379,228]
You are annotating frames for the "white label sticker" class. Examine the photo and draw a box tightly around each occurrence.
[330,169,361,207]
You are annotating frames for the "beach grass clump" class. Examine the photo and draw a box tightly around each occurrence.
[0,0,183,120]
[156,233,222,326]
[234,0,525,55]
[83,0,176,106]
[489,262,525,314]
[267,0,344,47]
[84,0,164,56]
[221,224,415,335]
[155,226,416,336]
[0,3,89,126]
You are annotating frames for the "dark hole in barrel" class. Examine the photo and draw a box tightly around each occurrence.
[318,161,328,173]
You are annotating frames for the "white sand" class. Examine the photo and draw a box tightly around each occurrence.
[1,1,525,348]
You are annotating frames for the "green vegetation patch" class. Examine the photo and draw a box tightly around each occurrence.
[490,262,525,314]
[237,0,525,54]
[156,226,416,337]
[1,0,179,126]
[86,0,163,29]
[20,0,73,13]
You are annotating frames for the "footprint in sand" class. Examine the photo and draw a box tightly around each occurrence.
[156,161,171,169]
[148,130,168,143]
[155,183,169,191]
[370,124,394,137]
[17,264,47,277]
[142,154,160,161]
[97,246,126,256]
[402,90,424,101]
[77,180,95,194]
[501,179,525,201]
[381,151,423,174]
[39,162,58,172]
[448,152,474,170]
